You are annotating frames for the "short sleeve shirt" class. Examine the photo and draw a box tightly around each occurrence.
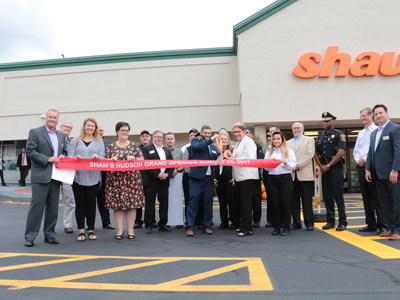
[316,128,346,158]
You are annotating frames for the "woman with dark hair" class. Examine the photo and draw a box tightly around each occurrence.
[105,122,145,240]
[265,131,297,236]
[68,118,105,241]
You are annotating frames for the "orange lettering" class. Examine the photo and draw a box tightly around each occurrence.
[379,52,400,76]
[349,52,380,77]
[292,53,321,79]
[319,46,351,78]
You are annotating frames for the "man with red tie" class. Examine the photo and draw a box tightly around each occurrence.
[17,147,31,186]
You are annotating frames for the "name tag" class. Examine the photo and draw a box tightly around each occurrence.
[149,150,155,154]
[383,136,390,140]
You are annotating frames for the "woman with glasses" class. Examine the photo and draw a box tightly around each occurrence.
[68,118,105,242]
[105,122,145,240]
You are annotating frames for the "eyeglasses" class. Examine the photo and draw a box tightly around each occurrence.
[153,136,163,139]
[62,126,72,130]
[119,129,130,133]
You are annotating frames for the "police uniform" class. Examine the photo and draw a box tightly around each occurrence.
[316,112,347,228]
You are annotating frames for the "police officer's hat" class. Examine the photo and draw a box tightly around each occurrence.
[322,112,337,121]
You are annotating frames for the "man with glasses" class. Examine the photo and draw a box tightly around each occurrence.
[141,130,174,234]
[315,112,347,231]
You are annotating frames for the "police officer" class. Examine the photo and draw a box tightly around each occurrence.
[315,112,347,231]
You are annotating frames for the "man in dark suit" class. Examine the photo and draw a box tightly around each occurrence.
[24,109,67,247]
[141,130,174,234]
[185,125,219,236]
[366,104,400,240]
[17,148,31,186]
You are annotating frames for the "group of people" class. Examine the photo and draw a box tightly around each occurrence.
[23,104,400,247]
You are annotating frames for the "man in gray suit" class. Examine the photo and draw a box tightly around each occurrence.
[366,104,400,240]
[24,109,67,247]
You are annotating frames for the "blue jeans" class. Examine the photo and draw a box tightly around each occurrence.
[186,176,214,230]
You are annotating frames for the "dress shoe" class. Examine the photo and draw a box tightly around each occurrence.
[25,240,34,247]
[253,222,260,228]
[159,226,171,232]
[378,228,389,235]
[306,226,314,231]
[379,231,393,237]
[271,229,280,236]
[186,230,194,237]
[265,223,272,228]
[134,223,143,229]
[44,237,59,244]
[290,224,302,230]
[64,228,73,234]
[322,223,335,230]
[359,226,377,232]
[389,233,400,240]
[145,226,153,234]
[103,224,115,230]
[203,228,213,234]
[336,225,347,231]
[280,228,291,236]
[2,184,8,186]
[219,223,229,230]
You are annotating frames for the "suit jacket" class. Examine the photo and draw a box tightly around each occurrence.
[287,135,315,181]
[189,138,219,180]
[366,121,400,180]
[17,153,32,169]
[141,143,174,187]
[26,125,67,184]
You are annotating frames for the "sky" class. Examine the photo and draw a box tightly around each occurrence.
[0,0,275,64]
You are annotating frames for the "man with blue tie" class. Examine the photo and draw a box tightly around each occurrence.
[366,104,400,240]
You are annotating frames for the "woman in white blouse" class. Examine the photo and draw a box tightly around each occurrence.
[265,131,297,236]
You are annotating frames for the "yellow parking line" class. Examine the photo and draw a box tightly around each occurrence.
[0,257,97,272]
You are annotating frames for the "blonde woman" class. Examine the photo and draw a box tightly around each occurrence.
[265,131,297,236]
[68,118,105,241]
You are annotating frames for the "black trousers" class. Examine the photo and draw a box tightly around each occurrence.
[235,179,256,232]
[19,166,29,185]
[358,166,387,229]
[322,165,347,226]
[375,178,400,234]
[144,185,169,227]
[268,174,293,229]
[0,170,6,186]
[263,170,273,224]
[292,177,314,227]
[252,178,262,223]
[72,182,99,230]
[96,172,111,227]
[216,176,239,227]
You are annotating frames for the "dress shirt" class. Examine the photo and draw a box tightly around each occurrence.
[353,123,378,163]
[232,135,259,181]
[22,153,28,166]
[155,143,166,173]
[374,120,389,151]
[181,143,191,153]
[265,147,297,175]
[46,126,59,157]
[294,135,302,152]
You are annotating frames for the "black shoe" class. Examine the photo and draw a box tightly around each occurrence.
[290,224,302,230]
[159,226,171,232]
[336,225,347,231]
[265,223,272,228]
[306,226,314,231]
[322,223,335,230]
[271,228,280,236]
[228,224,237,230]
[2,184,8,186]
[219,223,229,230]
[44,237,59,244]
[280,228,291,236]
[103,224,115,230]
[378,228,389,235]
[145,226,153,234]
[359,226,377,232]
[25,240,34,247]
[253,222,260,228]
[134,223,142,229]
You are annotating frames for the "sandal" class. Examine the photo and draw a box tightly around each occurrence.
[115,234,124,240]
[88,232,97,240]
[127,234,135,240]
[77,232,86,242]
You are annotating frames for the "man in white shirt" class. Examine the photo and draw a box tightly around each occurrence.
[354,108,388,234]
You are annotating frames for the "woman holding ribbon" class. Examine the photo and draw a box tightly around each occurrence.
[68,118,105,242]
[105,122,145,240]
[265,131,297,236]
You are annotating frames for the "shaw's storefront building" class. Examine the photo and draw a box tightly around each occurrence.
[1,0,399,187]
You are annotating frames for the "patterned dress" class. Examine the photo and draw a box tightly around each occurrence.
[105,142,145,210]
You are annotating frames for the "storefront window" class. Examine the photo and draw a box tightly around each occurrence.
[0,140,27,170]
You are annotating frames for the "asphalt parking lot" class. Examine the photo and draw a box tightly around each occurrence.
[0,185,399,300]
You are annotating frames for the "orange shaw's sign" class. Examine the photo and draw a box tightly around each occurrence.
[292,46,400,79]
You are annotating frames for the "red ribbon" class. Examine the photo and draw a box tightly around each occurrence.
[55,157,281,171]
